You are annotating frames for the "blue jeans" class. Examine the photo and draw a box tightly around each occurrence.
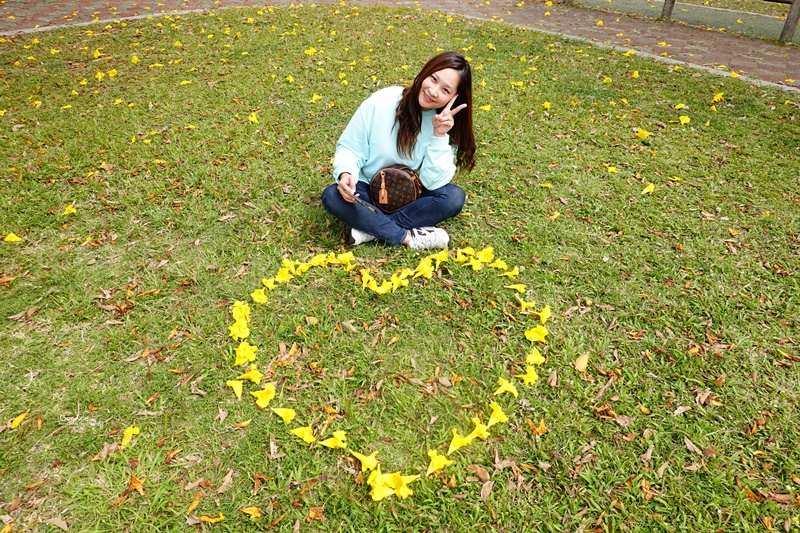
[321,181,466,246]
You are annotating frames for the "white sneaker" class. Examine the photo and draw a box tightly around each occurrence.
[347,227,377,246]
[406,227,449,250]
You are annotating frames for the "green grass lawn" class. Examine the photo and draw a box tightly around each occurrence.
[1,4,799,532]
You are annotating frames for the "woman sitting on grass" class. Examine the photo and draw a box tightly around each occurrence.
[321,51,476,250]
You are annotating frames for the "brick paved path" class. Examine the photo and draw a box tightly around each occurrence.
[1,0,798,91]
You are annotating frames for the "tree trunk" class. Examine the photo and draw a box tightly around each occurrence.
[661,0,676,19]
[780,0,800,42]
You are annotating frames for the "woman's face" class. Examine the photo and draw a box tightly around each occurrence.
[418,68,461,110]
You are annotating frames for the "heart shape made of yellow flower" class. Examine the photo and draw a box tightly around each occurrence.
[224,246,552,503]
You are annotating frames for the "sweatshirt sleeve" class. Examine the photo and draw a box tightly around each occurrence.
[417,134,458,191]
[332,99,372,182]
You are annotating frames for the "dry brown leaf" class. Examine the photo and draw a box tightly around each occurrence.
[640,444,654,464]
[467,464,490,483]
[684,436,703,455]
[217,469,234,494]
[184,478,206,491]
[547,370,558,387]
[341,320,359,334]
[268,435,285,461]
[673,406,692,416]
[91,442,119,462]
[480,480,494,503]
[45,517,69,531]
[684,461,704,472]
[656,462,669,479]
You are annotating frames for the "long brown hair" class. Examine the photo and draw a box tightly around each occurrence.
[395,52,476,173]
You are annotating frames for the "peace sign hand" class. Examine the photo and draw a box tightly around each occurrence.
[432,95,467,137]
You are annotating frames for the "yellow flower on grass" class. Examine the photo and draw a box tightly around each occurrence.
[290,425,316,444]
[249,112,259,124]
[251,288,268,304]
[631,70,639,79]
[304,46,316,55]
[228,320,250,340]
[131,55,140,64]
[308,94,323,104]
[514,365,539,385]
[367,279,393,295]
[636,128,651,140]
[543,101,551,110]
[367,467,419,500]
[4,233,23,242]
[494,377,519,398]
[536,304,552,324]
[474,246,494,263]
[498,267,519,279]
[487,402,508,427]
[360,268,374,289]
[271,407,296,424]
[237,367,263,384]
[231,301,250,323]
[468,417,490,440]
[120,426,140,449]
[390,273,409,291]
[679,116,690,125]
[62,204,77,215]
[488,259,508,270]
[240,507,262,519]
[274,268,293,284]
[428,249,449,269]
[413,258,435,279]
[454,247,475,262]
[320,430,347,449]
[351,450,379,472]
[447,428,474,455]
[515,295,536,311]
[251,384,276,409]
[9,410,29,429]
[467,257,484,270]
[426,450,454,475]
[479,104,491,111]
[226,379,243,400]
[505,284,527,293]
[642,183,655,195]
[526,347,545,365]
[607,166,617,174]
[712,92,724,103]
[525,325,549,343]
[199,514,224,523]
[262,278,276,290]
[234,341,258,366]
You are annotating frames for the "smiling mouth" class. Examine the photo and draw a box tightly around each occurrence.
[422,92,434,103]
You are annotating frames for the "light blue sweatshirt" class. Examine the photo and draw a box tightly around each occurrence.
[332,86,458,191]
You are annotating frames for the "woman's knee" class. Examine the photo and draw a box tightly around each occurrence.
[321,184,340,215]
[441,184,466,216]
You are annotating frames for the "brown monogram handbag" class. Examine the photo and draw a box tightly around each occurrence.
[368,164,423,214]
